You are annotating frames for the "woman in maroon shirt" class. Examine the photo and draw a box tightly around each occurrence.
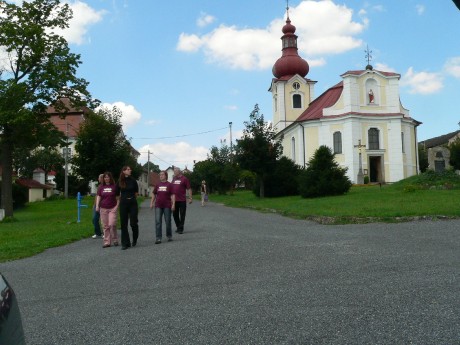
[150,171,175,244]
[96,172,120,248]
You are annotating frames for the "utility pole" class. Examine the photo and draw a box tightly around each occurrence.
[64,121,69,198]
[229,121,233,162]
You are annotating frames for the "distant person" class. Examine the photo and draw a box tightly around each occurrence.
[118,166,139,250]
[96,172,119,248]
[91,174,104,239]
[150,171,175,244]
[171,167,192,234]
[200,180,208,207]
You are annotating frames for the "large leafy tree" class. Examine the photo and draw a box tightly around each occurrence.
[235,104,283,197]
[449,138,460,170]
[72,106,140,183]
[0,0,93,216]
[13,147,64,180]
[143,161,160,174]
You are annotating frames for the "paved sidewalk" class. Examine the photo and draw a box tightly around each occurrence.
[1,199,459,344]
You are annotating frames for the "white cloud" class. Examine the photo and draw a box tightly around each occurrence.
[138,142,208,170]
[444,57,460,78]
[374,63,396,72]
[416,4,425,15]
[177,33,204,52]
[56,1,106,45]
[99,101,142,128]
[400,67,443,94]
[197,12,216,28]
[224,105,238,111]
[177,0,366,70]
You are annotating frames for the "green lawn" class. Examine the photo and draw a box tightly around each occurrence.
[209,184,460,223]
[0,196,94,263]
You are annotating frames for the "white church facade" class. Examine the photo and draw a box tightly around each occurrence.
[270,13,421,184]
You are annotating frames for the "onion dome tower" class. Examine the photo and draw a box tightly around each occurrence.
[270,5,315,133]
[272,12,309,79]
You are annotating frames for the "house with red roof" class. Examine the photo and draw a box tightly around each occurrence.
[269,10,421,183]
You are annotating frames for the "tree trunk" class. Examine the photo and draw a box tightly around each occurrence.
[259,179,265,198]
[1,134,14,217]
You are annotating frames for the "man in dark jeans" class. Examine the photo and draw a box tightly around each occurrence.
[171,167,192,234]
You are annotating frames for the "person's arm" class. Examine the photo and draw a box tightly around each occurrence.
[171,193,176,210]
[95,195,101,212]
[187,188,193,203]
[150,193,156,209]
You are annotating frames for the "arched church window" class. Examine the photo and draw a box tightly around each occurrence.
[333,132,342,154]
[435,151,443,158]
[368,128,380,150]
[293,94,301,108]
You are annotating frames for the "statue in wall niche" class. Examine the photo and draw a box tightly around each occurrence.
[368,89,374,103]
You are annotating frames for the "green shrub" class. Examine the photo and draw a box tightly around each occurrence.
[363,175,370,184]
[253,157,300,197]
[298,146,352,198]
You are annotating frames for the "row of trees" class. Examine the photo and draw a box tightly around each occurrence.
[187,104,352,199]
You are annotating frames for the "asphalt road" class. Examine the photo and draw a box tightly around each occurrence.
[1,199,459,345]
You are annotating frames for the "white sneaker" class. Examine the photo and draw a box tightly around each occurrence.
[91,234,99,239]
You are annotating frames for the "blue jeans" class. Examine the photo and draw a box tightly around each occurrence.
[155,207,172,239]
[92,205,101,236]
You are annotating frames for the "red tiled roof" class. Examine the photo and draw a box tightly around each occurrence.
[46,97,90,115]
[340,69,400,78]
[296,82,343,121]
[16,178,52,190]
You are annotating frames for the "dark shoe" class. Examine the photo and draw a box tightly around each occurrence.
[102,244,111,248]
[155,239,161,244]
[178,231,183,234]
[132,240,137,247]
[113,242,119,247]
[121,246,128,250]
[167,237,173,242]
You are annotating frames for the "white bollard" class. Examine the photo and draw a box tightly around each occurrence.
[0,209,4,221]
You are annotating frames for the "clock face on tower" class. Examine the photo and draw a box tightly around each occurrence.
[293,82,300,90]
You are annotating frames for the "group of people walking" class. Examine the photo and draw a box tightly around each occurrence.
[92,166,139,250]
[92,166,194,249]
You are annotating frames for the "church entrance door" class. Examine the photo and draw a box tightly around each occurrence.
[369,156,383,183]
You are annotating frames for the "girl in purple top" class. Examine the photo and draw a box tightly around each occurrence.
[96,172,119,248]
[150,171,175,244]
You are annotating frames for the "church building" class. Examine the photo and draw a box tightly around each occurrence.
[270,11,421,183]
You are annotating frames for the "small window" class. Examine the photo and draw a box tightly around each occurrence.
[368,128,379,150]
[293,94,301,108]
[435,151,443,158]
[293,82,300,90]
[333,132,342,154]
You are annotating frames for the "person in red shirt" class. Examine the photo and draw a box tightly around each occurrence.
[96,172,119,248]
[171,167,192,234]
[150,171,175,244]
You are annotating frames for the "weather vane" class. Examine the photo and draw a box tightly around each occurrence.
[286,0,290,17]
[365,45,373,66]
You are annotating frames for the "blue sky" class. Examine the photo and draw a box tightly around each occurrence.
[8,0,460,170]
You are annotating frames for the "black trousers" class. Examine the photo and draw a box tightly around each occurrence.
[119,198,139,246]
[173,201,187,232]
